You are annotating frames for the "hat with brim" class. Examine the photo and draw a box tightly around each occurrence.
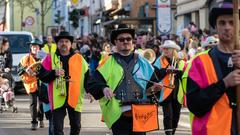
[27,38,43,48]
[161,40,181,51]
[110,24,135,45]
[202,36,218,48]
[209,1,239,28]
[54,31,74,44]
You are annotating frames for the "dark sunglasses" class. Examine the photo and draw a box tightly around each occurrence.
[117,37,132,42]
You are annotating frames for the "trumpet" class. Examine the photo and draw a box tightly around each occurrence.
[168,56,178,87]
[56,56,65,96]
[21,60,42,84]
[26,61,42,76]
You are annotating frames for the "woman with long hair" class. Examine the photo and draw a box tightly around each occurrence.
[0,37,12,72]
[153,40,185,135]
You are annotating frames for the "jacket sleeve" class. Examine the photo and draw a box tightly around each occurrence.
[36,65,57,83]
[84,70,108,100]
[186,77,226,117]
[17,62,26,76]
[153,65,168,81]
[5,51,13,69]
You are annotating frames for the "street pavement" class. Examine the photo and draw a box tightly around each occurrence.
[0,94,191,135]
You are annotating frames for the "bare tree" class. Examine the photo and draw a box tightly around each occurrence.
[27,0,54,36]
[15,0,30,30]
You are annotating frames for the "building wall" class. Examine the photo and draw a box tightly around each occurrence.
[176,0,210,35]
[176,15,184,35]
[127,0,156,17]
[199,7,209,30]
[78,0,91,37]
[12,1,53,37]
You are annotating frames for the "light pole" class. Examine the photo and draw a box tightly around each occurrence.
[35,8,40,37]
[67,1,71,33]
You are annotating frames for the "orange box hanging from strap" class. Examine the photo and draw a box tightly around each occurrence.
[132,104,159,132]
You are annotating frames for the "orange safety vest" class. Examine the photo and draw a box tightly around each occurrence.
[154,56,174,102]
[20,55,38,94]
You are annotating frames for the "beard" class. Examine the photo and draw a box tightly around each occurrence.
[58,45,70,55]
[59,44,68,51]
[60,47,67,52]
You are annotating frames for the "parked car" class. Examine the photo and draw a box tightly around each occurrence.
[0,31,33,93]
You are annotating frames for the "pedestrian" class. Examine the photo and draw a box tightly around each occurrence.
[99,42,111,65]
[202,36,218,50]
[40,36,56,135]
[183,0,240,134]
[85,24,159,135]
[17,38,44,130]
[0,37,13,86]
[43,35,57,54]
[153,40,185,135]
[0,37,12,73]
[37,31,88,135]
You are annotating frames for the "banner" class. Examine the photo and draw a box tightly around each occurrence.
[132,104,159,132]
[156,0,172,34]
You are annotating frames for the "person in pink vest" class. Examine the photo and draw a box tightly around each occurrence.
[183,0,240,134]
[36,31,88,135]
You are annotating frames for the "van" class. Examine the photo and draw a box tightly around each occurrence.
[0,31,33,93]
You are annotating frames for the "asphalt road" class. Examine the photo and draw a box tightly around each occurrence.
[0,94,191,135]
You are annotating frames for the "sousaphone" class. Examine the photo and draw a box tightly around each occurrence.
[142,48,156,64]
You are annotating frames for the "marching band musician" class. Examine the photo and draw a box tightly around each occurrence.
[183,0,240,134]
[36,31,88,135]
[153,40,185,135]
[17,38,44,130]
[85,24,161,135]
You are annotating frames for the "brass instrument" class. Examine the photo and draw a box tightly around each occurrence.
[168,56,178,87]
[20,60,42,84]
[56,56,65,96]
[142,49,156,64]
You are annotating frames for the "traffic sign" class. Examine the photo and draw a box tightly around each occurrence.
[25,16,35,27]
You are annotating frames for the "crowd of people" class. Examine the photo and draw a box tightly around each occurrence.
[0,0,239,135]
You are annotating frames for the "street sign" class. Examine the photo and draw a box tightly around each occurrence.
[156,0,172,35]
[71,0,78,6]
[25,16,35,27]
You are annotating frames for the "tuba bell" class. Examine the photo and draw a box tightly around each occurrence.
[142,48,156,64]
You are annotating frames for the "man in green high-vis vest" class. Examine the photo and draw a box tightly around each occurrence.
[85,24,162,135]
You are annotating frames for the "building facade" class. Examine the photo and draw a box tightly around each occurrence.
[12,0,53,37]
[175,0,218,35]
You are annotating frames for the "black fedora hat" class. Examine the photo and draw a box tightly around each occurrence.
[110,24,135,45]
[27,38,43,48]
[209,0,239,28]
[54,31,74,44]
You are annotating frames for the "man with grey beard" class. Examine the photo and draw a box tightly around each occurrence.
[37,31,88,135]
